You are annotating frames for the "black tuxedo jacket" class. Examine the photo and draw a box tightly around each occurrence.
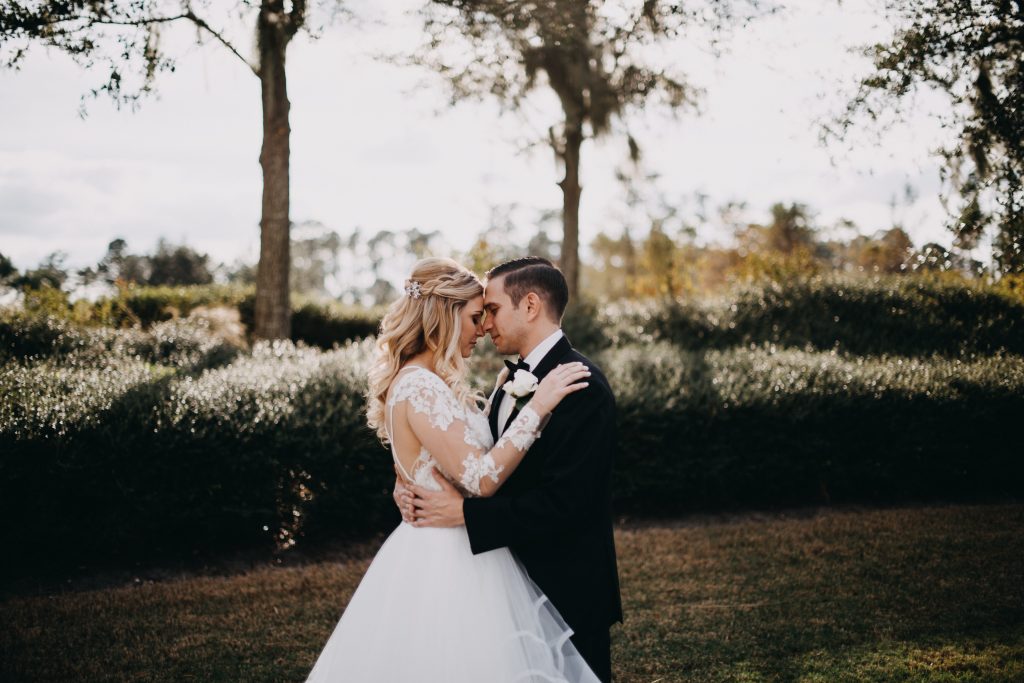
[463,335,623,632]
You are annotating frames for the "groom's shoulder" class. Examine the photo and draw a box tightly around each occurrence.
[562,348,615,405]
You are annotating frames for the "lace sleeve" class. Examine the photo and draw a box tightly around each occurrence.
[392,368,543,497]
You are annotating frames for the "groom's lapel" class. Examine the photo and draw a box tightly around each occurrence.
[488,367,509,442]
[488,367,509,405]
[530,334,573,381]
[490,335,573,441]
[499,335,573,438]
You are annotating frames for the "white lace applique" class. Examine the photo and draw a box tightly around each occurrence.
[459,406,542,495]
[459,452,504,496]
[389,366,543,498]
[456,405,500,496]
[388,367,464,430]
[463,414,489,450]
[498,405,542,450]
[411,447,446,492]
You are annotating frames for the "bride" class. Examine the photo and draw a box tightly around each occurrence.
[305,257,600,682]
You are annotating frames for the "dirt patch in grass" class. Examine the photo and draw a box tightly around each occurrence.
[2,504,1022,682]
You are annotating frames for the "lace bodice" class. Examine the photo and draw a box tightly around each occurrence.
[385,366,542,497]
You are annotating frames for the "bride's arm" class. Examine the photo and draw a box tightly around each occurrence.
[402,363,590,497]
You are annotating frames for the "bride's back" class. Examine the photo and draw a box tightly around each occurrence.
[384,365,492,494]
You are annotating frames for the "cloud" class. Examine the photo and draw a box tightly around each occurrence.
[0,148,260,269]
[0,0,964,274]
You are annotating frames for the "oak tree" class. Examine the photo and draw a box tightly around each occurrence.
[1,1,327,337]
[833,0,1024,274]
[417,0,759,297]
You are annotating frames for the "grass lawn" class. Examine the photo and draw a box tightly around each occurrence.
[2,503,1022,682]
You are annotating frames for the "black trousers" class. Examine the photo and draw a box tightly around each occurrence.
[570,626,612,683]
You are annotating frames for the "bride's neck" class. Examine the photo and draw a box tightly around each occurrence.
[405,350,435,372]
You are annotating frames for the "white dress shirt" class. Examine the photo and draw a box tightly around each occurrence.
[496,328,565,435]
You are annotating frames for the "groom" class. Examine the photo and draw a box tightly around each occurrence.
[398,256,623,682]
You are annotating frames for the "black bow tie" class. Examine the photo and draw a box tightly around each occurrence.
[504,358,530,376]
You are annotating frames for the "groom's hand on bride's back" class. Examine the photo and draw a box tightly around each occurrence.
[409,470,465,528]
[393,465,415,524]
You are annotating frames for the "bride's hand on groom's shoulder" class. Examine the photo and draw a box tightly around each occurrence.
[532,362,591,415]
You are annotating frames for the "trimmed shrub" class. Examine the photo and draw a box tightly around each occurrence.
[287,298,384,350]
[0,340,391,575]
[99,284,252,327]
[605,343,1024,513]
[0,311,92,361]
[587,276,1024,356]
[81,283,383,347]
[4,272,1023,575]
[49,274,1024,355]
[0,310,243,372]
[2,333,1022,575]
[238,293,383,348]
[561,299,608,354]
[0,357,175,571]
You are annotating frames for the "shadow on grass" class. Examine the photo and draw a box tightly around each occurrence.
[1,504,1022,683]
[611,504,1024,683]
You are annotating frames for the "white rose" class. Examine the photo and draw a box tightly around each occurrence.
[503,369,539,398]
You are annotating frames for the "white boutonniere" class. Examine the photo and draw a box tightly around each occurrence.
[503,369,539,411]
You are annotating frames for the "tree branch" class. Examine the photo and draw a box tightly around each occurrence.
[90,12,259,77]
[287,0,308,39]
[183,11,260,77]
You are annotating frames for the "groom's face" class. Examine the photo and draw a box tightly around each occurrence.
[482,276,527,356]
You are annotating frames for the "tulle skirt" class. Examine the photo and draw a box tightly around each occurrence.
[305,522,600,683]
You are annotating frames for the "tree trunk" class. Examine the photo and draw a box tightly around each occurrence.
[254,6,292,340]
[558,117,583,299]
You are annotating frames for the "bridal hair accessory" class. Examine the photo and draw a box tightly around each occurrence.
[404,280,422,299]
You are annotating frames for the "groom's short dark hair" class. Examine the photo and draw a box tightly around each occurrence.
[486,256,569,321]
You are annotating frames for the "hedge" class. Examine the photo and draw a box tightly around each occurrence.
[37,274,1024,358]
[238,296,383,350]
[572,276,1024,356]
[0,310,242,372]
[77,284,383,349]
[606,343,1024,512]
[0,339,389,575]
[86,284,252,328]
[2,315,1022,575]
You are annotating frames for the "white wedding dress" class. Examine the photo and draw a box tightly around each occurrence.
[305,366,600,683]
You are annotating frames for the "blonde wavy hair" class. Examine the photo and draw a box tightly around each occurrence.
[366,257,485,442]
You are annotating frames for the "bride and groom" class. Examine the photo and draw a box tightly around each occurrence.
[305,256,622,682]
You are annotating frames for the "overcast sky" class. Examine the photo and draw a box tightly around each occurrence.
[0,0,959,275]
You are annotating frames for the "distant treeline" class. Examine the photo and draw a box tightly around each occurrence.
[11,272,1020,357]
